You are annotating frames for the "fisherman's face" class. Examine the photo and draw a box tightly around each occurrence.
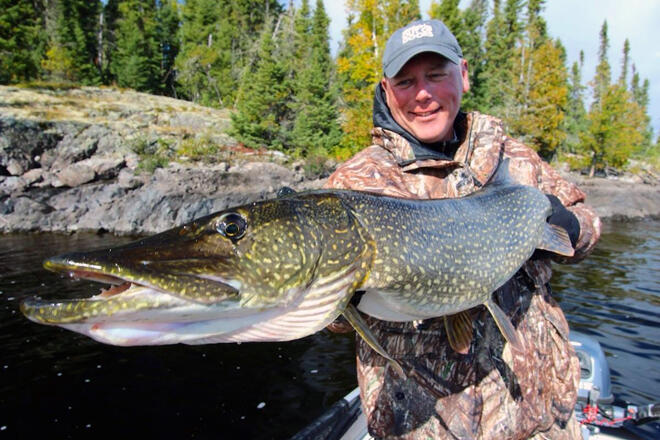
[381,52,469,143]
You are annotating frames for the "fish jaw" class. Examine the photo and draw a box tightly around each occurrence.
[20,267,359,346]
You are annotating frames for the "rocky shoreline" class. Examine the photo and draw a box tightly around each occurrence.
[1,85,658,236]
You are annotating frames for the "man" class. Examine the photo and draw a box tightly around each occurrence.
[325,19,601,439]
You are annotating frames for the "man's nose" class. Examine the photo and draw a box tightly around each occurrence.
[415,83,432,102]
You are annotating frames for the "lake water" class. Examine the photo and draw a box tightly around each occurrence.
[1,220,658,439]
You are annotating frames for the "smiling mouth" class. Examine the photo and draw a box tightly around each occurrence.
[411,107,440,118]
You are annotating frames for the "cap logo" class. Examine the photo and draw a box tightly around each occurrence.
[401,24,433,44]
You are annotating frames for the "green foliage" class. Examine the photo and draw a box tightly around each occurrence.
[592,21,611,105]
[111,0,161,93]
[289,0,341,154]
[230,19,289,149]
[229,1,341,156]
[505,0,568,159]
[130,135,173,173]
[581,83,645,174]
[479,0,520,114]
[579,22,649,175]
[563,57,588,153]
[176,134,220,161]
[0,0,45,83]
[42,0,102,84]
[157,0,181,95]
[4,0,657,175]
[175,0,281,107]
[41,45,77,82]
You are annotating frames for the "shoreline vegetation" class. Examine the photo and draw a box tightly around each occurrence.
[0,85,658,236]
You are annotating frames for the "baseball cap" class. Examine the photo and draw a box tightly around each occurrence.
[382,19,463,78]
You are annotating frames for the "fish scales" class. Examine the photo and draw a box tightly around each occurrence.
[332,178,549,319]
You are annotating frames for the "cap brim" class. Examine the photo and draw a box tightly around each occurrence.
[384,44,461,78]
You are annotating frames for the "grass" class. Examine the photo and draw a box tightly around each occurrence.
[176,133,220,162]
[15,80,80,91]
[130,136,175,174]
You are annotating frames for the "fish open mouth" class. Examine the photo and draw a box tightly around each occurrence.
[98,281,132,298]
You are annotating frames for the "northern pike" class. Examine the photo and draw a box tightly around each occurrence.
[20,160,573,374]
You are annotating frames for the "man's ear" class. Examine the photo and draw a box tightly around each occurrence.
[381,77,392,105]
[460,59,470,93]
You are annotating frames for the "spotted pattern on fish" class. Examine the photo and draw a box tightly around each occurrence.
[20,159,563,349]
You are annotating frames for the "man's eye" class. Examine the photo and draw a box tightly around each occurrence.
[429,73,447,81]
[395,79,412,87]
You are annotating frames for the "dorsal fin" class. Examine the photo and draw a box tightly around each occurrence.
[484,158,514,187]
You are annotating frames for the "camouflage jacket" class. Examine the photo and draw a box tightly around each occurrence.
[324,112,601,439]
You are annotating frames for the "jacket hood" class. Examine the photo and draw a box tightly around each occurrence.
[372,83,465,163]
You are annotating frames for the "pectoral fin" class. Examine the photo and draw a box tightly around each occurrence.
[537,224,575,257]
[444,311,473,355]
[343,304,406,378]
[485,298,522,351]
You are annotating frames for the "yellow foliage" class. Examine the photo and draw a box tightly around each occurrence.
[41,45,77,82]
[337,1,419,156]
[507,39,568,157]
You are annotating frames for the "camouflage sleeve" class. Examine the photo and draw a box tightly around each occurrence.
[324,146,414,197]
[502,136,601,263]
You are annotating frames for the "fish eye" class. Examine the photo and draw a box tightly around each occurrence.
[217,213,247,241]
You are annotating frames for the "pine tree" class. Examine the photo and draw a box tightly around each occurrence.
[507,0,568,158]
[100,0,120,83]
[582,25,645,176]
[337,0,420,158]
[0,0,45,83]
[428,0,461,33]
[289,0,341,154]
[175,0,228,106]
[564,52,587,153]
[618,38,630,86]
[42,0,102,84]
[480,0,521,114]
[174,0,281,107]
[230,19,289,149]
[157,0,180,96]
[630,65,653,154]
[592,21,610,106]
[110,0,161,93]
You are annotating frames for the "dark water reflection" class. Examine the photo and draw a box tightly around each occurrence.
[552,219,660,408]
[1,221,659,439]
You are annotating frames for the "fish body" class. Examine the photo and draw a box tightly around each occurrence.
[21,160,573,353]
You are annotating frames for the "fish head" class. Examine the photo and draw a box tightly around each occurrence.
[20,193,374,346]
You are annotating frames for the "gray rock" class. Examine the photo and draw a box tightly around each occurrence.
[0,117,63,173]
[6,158,25,176]
[82,156,125,180]
[56,162,96,187]
[117,168,144,189]
[21,168,44,186]
[0,196,52,232]
[0,176,26,194]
